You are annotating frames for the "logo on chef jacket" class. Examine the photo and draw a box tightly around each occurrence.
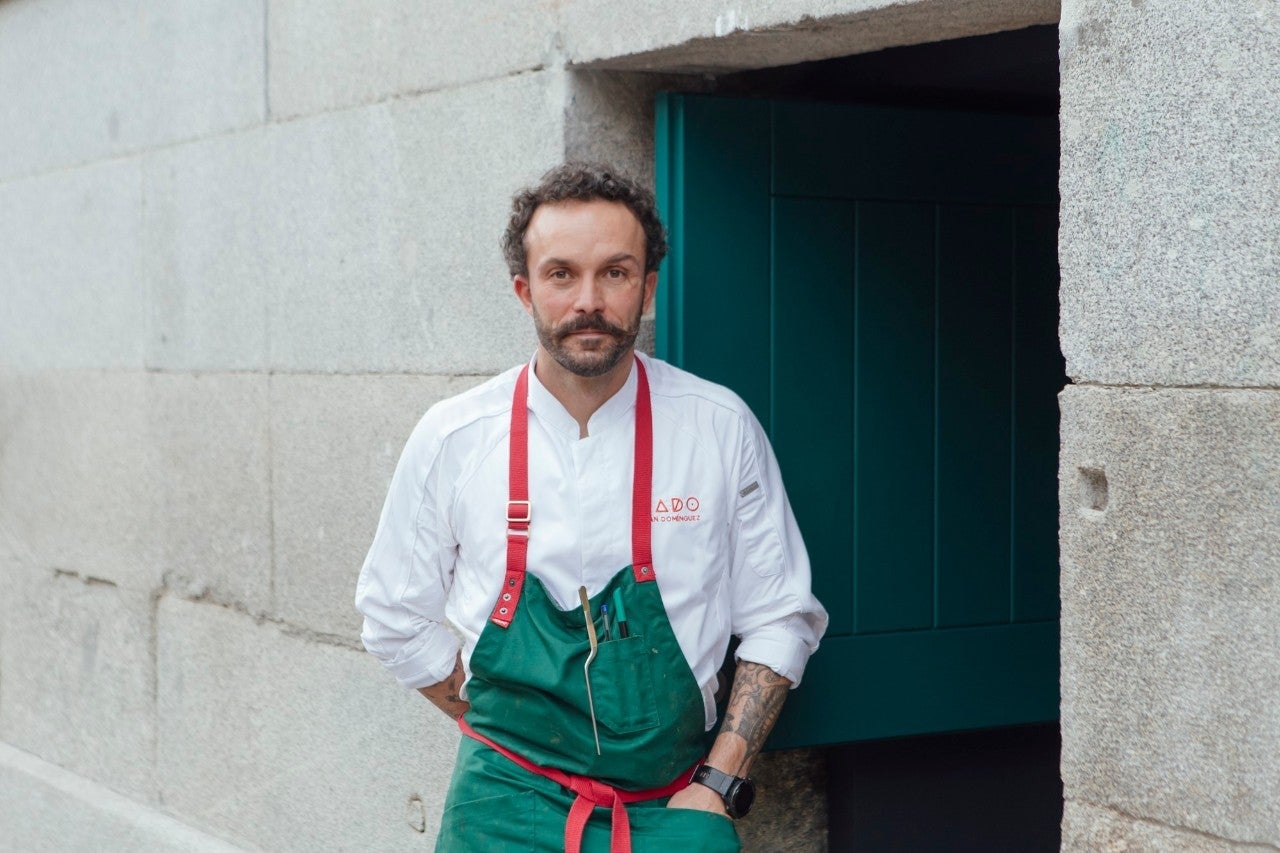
[653,496,701,523]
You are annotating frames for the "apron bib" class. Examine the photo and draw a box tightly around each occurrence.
[436,359,740,853]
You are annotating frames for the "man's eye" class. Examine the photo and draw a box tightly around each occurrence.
[550,269,570,279]
[606,268,627,279]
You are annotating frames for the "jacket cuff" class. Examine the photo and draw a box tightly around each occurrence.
[383,626,461,691]
[735,625,814,689]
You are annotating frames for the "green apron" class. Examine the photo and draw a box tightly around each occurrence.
[436,360,741,853]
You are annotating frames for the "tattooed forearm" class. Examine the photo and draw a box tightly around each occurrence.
[712,661,792,776]
[417,652,471,720]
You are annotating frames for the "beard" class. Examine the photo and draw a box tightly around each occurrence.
[533,303,643,378]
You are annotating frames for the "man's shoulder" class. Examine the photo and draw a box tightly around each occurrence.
[640,354,756,425]
[410,364,521,448]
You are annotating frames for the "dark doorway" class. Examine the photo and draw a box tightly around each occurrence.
[662,24,1064,852]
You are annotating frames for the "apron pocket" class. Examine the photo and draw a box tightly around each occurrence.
[629,806,742,851]
[437,790,535,853]
[593,635,660,734]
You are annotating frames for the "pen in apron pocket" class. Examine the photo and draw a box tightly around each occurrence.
[611,588,630,638]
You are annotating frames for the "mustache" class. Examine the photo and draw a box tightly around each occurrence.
[553,314,628,340]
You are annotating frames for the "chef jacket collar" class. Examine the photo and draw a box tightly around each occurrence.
[525,351,640,440]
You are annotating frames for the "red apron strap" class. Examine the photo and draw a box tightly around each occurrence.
[491,365,531,628]
[631,359,655,584]
[458,718,696,853]
[493,357,656,628]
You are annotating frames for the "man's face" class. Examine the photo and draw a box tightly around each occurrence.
[514,199,657,379]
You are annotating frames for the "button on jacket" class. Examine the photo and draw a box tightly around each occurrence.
[355,352,828,729]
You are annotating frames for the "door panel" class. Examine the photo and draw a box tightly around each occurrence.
[936,204,1014,629]
[1013,205,1066,622]
[772,197,857,638]
[656,94,1063,747]
[853,201,936,635]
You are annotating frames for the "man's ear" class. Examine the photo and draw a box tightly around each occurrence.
[642,270,658,314]
[513,274,534,314]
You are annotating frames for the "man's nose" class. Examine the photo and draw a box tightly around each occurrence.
[572,275,606,312]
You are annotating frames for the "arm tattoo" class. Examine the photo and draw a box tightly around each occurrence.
[418,655,472,720]
[719,661,791,775]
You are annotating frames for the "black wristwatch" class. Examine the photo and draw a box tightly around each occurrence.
[691,764,756,819]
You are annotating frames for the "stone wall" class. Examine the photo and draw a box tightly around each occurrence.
[0,1,558,849]
[8,0,1276,851]
[1058,0,1280,848]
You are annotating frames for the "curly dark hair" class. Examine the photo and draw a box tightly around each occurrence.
[501,163,669,278]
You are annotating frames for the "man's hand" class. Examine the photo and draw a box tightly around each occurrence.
[666,779,729,816]
[417,652,471,720]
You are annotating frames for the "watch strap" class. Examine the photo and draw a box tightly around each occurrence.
[691,764,754,818]
[696,758,737,794]
[691,764,735,797]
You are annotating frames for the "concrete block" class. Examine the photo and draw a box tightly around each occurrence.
[265,71,560,374]
[0,370,272,606]
[1059,386,1280,847]
[156,596,460,852]
[142,134,272,371]
[0,371,157,585]
[149,372,273,610]
[270,372,485,636]
[1062,801,1276,853]
[267,0,558,119]
[0,160,147,370]
[560,0,1057,72]
[0,742,248,853]
[1059,0,1280,385]
[0,0,264,182]
[0,563,156,801]
[142,70,562,374]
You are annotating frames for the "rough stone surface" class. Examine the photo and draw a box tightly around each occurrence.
[142,133,272,371]
[565,70,710,189]
[1060,385,1280,847]
[0,159,147,370]
[0,371,155,584]
[0,563,156,802]
[267,0,559,119]
[1062,801,1279,853]
[0,370,272,605]
[562,0,1058,72]
[1059,0,1280,386]
[149,372,273,610]
[0,742,249,853]
[738,748,828,852]
[0,0,265,182]
[156,596,460,852]
[270,372,487,636]
[142,71,560,374]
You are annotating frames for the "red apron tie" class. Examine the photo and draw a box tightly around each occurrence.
[458,718,697,853]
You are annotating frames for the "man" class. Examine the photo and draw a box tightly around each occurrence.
[356,163,827,852]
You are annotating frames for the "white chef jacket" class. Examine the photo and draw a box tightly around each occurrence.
[355,352,828,730]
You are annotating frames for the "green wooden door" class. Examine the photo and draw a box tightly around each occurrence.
[655,94,1064,748]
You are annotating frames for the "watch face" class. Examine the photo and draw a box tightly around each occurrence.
[728,777,756,818]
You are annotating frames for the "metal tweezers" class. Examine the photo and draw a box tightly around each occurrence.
[578,586,602,755]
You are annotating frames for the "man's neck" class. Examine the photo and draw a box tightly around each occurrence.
[533,347,635,438]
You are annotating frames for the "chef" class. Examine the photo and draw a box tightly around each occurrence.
[355,163,828,852]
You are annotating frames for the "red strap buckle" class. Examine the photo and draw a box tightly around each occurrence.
[506,500,531,534]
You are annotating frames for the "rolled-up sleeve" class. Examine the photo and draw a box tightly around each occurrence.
[728,411,829,687]
[355,413,460,690]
